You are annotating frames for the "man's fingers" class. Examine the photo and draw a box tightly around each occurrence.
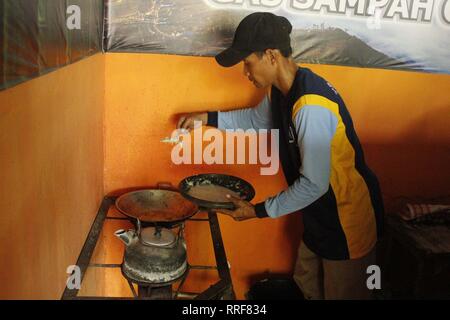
[180,117,191,130]
[177,113,207,130]
[178,115,194,130]
[177,116,186,129]
[183,118,197,130]
[186,118,195,130]
[226,194,246,206]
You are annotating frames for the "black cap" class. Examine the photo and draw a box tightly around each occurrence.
[215,12,292,67]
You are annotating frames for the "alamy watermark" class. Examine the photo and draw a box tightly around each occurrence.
[167,121,280,175]
[66,265,81,290]
[367,264,382,290]
[66,5,81,30]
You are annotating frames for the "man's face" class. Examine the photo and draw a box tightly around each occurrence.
[242,52,275,89]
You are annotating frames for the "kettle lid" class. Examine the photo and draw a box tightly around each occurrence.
[140,227,176,247]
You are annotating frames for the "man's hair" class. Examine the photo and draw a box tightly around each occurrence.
[254,47,292,59]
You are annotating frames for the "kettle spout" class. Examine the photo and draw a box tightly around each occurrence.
[114,229,136,246]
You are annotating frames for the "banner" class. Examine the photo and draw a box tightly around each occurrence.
[105,0,450,73]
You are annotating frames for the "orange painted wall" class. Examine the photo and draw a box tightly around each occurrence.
[1,50,448,299]
[104,53,450,299]
[0,54,105,299]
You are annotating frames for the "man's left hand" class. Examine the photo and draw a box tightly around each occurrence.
[218,194,257,221]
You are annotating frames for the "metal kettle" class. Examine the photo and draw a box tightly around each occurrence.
[115,219,187,285]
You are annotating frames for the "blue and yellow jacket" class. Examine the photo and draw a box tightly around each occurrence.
[209,67,384,260]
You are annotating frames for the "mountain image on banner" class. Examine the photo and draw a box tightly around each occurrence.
[105,0,441,73]
[290,27,421,71]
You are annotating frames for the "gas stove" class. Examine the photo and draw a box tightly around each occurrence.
[61,196,235,300]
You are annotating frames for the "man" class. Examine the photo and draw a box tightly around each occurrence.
[177,12,384,300]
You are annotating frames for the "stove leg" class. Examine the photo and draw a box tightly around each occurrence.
[138,285,173,299]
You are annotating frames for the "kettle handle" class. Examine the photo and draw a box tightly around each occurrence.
[136,217,141,236]
[177,223,185,240]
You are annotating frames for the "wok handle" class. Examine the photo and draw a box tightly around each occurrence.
[228,202,237,211]
[156,181,177,191]
[215,202,236,212]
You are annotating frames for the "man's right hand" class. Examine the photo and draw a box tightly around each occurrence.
[177,112,208,131]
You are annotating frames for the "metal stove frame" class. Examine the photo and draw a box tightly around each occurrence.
[61,196,235,300]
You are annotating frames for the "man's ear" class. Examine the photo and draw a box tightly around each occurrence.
[265,49,277,65]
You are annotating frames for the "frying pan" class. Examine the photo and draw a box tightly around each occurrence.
[115,188,199,225]
[178,173,255,210]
